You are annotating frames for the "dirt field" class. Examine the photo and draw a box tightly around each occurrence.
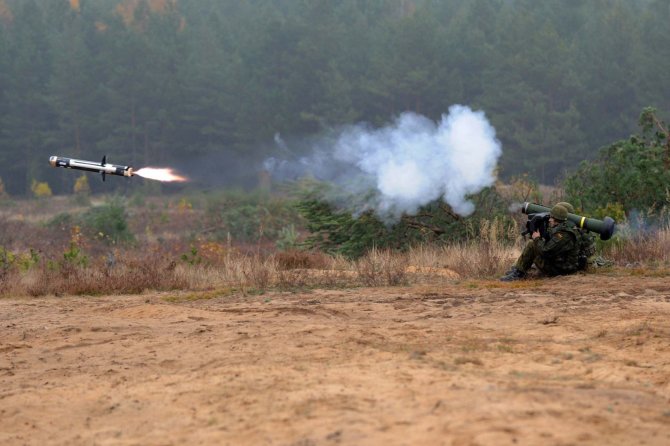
[1,273,669,446]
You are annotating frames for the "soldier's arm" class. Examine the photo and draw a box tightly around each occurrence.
[536,231,574,258]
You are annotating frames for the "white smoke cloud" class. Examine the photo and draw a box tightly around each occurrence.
[266,105,502,219]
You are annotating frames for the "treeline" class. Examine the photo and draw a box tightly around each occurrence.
[1,0,669,195]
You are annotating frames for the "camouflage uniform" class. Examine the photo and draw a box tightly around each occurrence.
[514,220,581,276]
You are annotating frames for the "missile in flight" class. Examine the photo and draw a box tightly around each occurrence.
[49,155,133,181]
[49,155,188,182]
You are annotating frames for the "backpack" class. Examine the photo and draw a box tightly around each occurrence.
[577,229,596,270]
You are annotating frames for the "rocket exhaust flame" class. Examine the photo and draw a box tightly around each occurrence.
[134,167,188,182]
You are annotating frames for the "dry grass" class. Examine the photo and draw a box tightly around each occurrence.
[275,249,331,270]
[355,247,410,286]
[18,257,189,297]
[3,228,668,297]
[605,224,670,266]
[0,215,529,297]
[438,242,516,278]
[3,195,670,297]
[407,217,520,278]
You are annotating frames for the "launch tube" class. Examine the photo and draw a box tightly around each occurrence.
[522,202,615,241]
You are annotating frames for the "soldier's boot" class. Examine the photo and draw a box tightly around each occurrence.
[500,267,526,282]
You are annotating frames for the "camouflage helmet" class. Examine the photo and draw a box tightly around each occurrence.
[550,204,568,221]
[556,201,575,214]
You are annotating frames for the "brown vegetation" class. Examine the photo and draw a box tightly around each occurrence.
[0,194,669,299]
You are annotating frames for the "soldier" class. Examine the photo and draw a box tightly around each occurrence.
[500,204,581,281]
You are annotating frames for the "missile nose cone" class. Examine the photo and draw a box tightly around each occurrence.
[49,156,58,167]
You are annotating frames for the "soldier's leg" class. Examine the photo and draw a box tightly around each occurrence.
[514,240,539,273]
[534,256,551,276]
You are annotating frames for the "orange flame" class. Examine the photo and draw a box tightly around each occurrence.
[134,167,188,182]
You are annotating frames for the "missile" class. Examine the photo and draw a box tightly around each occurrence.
[49,155,133,181]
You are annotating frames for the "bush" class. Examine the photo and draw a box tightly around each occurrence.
[0,246,16,272]
[80,199,134,245]
[204,189,304,243]
[565,108,670,215]
[31,180,52,198]
[46,212,74,230]
[219,204,265,242]
[276,224,299,250]
[296,181,516,258]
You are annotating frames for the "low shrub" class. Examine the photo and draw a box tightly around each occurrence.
[24,255,187,297]
[80,199,134,245]
[31,180,52,198]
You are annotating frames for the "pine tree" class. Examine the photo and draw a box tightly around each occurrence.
[0,0,54,194]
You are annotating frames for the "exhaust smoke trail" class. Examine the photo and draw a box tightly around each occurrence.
[266,105,502,219]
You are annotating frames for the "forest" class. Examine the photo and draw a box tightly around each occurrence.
[1,0,669,195]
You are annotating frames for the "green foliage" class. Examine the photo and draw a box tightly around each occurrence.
[0,246,16,273]
[17,248,40,271]
[219,204,265,242]
[128,191,147,208]
[80,199,134,245]
[180,245,202,266]
[204,190,303,243]
[592,202,626,223]
[276,224,299,251]
[565,108,670,215]
[296,182,516,258]
[46,212,74,230]
[63,242,88,267]
[296,198,391,258]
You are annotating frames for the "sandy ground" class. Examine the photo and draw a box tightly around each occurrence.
[1,273,669,446]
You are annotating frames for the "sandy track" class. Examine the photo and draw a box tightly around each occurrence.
[1,274,669,445]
